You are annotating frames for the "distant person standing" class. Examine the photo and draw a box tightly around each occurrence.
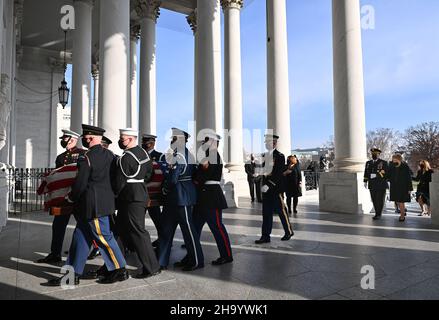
[245,154,262,203]
[388,154,413,222]
[283,155,302,215]
[363,148,389,220]
[413,160,434,216]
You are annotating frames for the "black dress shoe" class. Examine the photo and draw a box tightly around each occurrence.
[36,253,62,264]
[81,265,108,280]
[159,266,168,271]
[372,215,381,220]
[293,210,298,214]
[255,238,270,244]
[87,248,101,260]
[45,274,80,287]
[281,233,294,241]
[134,269,161,279]
[182,264,204,272]
[212,257,233,266]
[98,268,129,284]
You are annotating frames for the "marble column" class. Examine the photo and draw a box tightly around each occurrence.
[196,0,222,138]
[129,24,140,129]
[266,0,291,156]
[187,10,198,141]
[136,0,160,136]
[91,64,99,126]
[319,0,371,214]
[70,0,93,133]
[222,0,244,171]
[99,0,130,145]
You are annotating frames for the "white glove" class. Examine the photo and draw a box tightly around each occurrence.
[261,185,269,193]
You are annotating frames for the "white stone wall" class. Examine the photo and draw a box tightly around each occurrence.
[431,173,439,226]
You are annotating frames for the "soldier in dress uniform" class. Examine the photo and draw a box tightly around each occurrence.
[364,147,389,220]
[141,134,165,249]
[36,129,85,264]
[112,128,161,279]
[191,132,233,265]
[45,125,128,286]
[255,134,294,244]
[158,128,204,271]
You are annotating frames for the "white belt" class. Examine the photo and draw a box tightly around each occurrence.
[205,180,220,185]
[127,179,145,184]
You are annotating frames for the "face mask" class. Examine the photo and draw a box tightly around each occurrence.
[60,140,68,149]
[118,139,128,150]
[82,138,90,149]
[372,154,378,160]
[420,164,426,169]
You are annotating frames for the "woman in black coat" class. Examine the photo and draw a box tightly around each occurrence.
[283,155,302,214]
[413,160,434,216]
[388,154,413,222]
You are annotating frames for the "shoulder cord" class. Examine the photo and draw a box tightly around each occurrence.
[118,149,151,179]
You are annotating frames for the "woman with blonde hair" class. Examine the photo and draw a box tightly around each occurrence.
[413,160,434,216]
[388,154,413,222]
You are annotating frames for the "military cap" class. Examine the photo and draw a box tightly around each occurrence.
[171,127,190,139]
[59,129,81,139]
[370,147,382,153]
[82,124,105,136]
[203,131,222,141]
[142,134,157,142]
[119,128,138,137]
[102,136,112,145]
[264,134,280,141]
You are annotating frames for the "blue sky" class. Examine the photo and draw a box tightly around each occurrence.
[66,0,439,152]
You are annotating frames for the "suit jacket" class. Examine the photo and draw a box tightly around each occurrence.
[363,159,389,190]
[67,144,116,220]
[194,153,228,210]
[112,145,153,204]
[261,149,286,196]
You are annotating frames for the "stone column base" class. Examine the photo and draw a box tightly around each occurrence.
[0,168,8,232]
[430,173,439,226]
[319,171,373,214]
[222,169,248,208]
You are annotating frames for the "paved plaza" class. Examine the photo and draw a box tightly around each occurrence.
[1,191,439,300]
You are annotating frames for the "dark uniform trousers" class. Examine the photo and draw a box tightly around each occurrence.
[118,201,160,273]
[193,207,232,259]
[66,216,126,275]
[370,188,386,216]
[147,206,162,241]
[159,205,204,268]
[51,214,71,256]
[262,193,293,240]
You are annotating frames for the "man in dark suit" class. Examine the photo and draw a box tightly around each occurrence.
[45,125,128,286]
[245,154,262,203]
[255,134,294,244]
[112,128,160,279]
[36,129,85,264]
[364,147,389,220]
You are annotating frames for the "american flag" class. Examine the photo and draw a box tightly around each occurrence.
[37,163,78,211]
[147,160,165,207]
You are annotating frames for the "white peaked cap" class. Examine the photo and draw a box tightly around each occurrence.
[119,128,139,137]
[60,129,81,139]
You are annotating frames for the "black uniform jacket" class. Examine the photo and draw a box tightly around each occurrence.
[68,144,116,220]
[112,145,153,204]
[262,149,286,196]
[245,162,256,182]
[55,147,86,168]
[194,153,228,210]
[363,159,389,190]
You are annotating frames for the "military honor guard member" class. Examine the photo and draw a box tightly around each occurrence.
[112,128,161,279]
[158,128,204,271]
[101,136,113,149]
[36,129,85,264]
[255,134,294,244]
[141,134,165,249]
[45,125,128,286]
[193,132,233,265]
[364,147,389,220]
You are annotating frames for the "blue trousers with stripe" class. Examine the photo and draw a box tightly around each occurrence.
[261,193,293,240]
[158,205,204,268]
[66,216,126,275]
[193,207,233,259]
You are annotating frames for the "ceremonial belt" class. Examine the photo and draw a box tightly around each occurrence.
[127,179,145,184]
[204,180,220,185]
